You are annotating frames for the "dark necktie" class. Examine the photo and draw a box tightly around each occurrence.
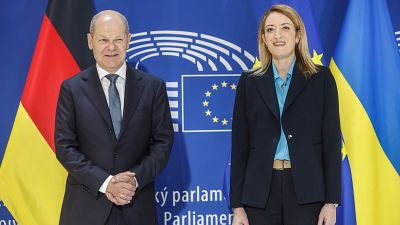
[105,74,122,139]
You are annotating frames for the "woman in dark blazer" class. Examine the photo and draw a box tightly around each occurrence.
[230,4,341,225]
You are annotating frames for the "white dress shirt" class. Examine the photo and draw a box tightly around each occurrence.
[96,63,126,116]
[97,63,126,194]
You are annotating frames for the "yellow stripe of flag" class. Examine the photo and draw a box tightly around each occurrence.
[0,103,67,225]
[330,59,400,225]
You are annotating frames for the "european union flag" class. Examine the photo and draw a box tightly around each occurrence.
[182,75,239,132]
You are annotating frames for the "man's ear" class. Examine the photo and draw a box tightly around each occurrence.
[87,33,93,50]
[126,33,132,50]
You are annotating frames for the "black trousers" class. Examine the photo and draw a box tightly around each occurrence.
[245,169,323,225]
[105,206,127,225]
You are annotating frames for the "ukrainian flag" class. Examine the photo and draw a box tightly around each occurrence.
[330,0,400,225]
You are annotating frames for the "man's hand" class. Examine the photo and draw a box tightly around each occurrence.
[232,207,249,225]
[112,171,136,186]
[317,203,337,225]
[106,171,137,205]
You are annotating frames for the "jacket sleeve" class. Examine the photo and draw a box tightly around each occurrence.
[55,81,109,197]
[322,68,342,204]
[230,72,250,208]
[130,79,174,190]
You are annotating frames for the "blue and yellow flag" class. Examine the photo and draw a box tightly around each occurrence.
[330,0,400,224]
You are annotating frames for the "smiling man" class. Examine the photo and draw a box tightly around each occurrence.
[55,10,174,225]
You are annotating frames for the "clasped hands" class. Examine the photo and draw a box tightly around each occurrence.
[106,171,136,206]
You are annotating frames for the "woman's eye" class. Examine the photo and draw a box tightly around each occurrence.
[266,28,274,33]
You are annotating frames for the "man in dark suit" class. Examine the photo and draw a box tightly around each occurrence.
[55,10,174,225]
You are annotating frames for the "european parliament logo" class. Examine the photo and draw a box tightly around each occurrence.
[126,30,255,132]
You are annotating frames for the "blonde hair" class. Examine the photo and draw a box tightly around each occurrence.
[252,4,317,77]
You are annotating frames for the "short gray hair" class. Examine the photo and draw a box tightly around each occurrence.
[89,10,129,35]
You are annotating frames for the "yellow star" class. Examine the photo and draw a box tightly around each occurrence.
[221,81,227,87]
[252,57,261,69]
[202,100,209,107]
[212,83,218,90]
[212,116,219,123]
[230,84,237,90]
[341,141,347,160]
[311,50,323,66]
[222,118,228,125]
[205,91,211,97]
[205,109,212,116]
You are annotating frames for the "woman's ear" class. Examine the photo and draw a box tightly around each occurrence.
[262,35,267,46]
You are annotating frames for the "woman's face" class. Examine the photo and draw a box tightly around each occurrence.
[263,12,299,60]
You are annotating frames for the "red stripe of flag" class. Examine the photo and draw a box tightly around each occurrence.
[21,15,80,151]
[20,0,94,151]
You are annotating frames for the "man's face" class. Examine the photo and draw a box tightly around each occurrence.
[88,15,131,73]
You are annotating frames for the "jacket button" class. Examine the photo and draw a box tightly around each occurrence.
[287,134,293,140]
[272,138,278,143]
[83,185,90,192]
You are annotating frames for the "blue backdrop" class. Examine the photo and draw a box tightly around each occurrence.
[1,0,399,224]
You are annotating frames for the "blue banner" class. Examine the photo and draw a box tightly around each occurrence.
[1,0,400,224]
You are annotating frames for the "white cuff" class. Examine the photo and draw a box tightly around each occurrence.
[99,175,113,193]
[134,176,139,188]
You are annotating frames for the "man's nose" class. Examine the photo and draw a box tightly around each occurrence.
[108,41,116,50]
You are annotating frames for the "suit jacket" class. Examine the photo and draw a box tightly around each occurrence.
[230,64,341,209]
[55,65,174,225]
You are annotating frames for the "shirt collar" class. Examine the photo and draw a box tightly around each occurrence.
[272,58,296,81]
[96,63,127,80]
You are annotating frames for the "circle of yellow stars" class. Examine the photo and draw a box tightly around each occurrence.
[202,81,236,126]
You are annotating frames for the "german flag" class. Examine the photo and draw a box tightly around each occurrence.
[0,0,94,224]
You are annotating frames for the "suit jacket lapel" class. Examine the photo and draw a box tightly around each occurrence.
[254,68,280,120]
[119,66,144,139]
[81,66,114,130]
[283,66,308,114]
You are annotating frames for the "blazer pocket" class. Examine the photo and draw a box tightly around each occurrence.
[67,178,92,193]
[311,143,323,160]
[312,140,322,146]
